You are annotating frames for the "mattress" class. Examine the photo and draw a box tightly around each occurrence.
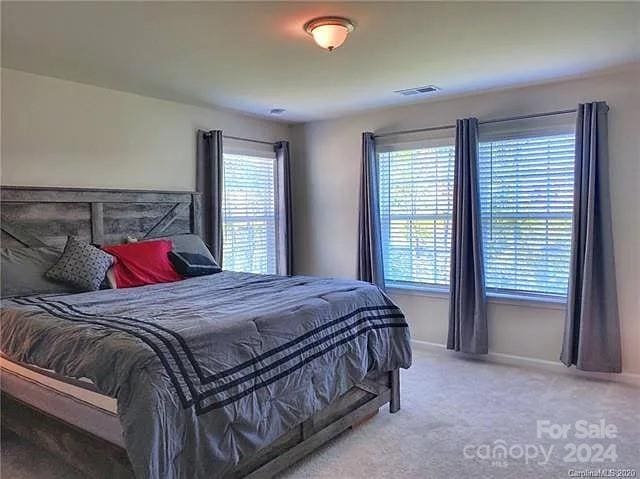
[0,356,123,446]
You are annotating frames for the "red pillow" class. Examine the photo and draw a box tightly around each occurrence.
[102,240,182,288]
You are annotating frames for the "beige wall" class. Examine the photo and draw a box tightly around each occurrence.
[1,68,290,190]
[2,67,638,374]
[291,66,640,374]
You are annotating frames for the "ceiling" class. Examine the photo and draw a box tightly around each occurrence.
[2,2,639,123]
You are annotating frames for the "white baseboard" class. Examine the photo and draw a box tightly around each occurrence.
[410,339,640,387]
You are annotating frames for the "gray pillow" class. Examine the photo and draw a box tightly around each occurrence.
[1,246,76,298]
[45,236,115,292]
[146,234,218,266]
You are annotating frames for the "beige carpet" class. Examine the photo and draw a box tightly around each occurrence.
[2,348,639,478]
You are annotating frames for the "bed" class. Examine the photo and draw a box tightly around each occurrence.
[0,186,412,478]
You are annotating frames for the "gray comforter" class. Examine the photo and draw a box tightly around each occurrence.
[0,272,412,478]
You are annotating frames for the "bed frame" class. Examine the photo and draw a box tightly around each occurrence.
[0,186,202,248]
[0,185,401,478]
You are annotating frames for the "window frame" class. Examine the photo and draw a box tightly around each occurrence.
[377,137,456,291]
[380,125,575,306]
[221,149,281,275]
[478,128,575,301]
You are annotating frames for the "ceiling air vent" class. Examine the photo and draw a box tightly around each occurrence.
[394,85,441,96]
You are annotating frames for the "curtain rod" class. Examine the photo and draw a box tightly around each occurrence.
[373,108,577,139]
[222,134,276,146]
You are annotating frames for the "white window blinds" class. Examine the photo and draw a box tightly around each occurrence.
[378,144,455,286]
[222,153,278,274]
[478,133,575,296]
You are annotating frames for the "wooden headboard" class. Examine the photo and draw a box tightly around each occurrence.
[0,186,202,248]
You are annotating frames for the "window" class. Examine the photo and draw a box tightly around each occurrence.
[378,143,455,287]
[377,130,575,299]
[222,153,278,274]
[478,133,575,297]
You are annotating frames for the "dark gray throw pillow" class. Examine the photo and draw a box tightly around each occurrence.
[169,251,221,277]
[46,236,115,292]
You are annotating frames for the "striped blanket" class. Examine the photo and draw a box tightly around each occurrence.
[1,272,412,478]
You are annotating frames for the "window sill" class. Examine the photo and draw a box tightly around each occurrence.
[386,283,449,299]
[385,283,566,310]
[486,291,566,310]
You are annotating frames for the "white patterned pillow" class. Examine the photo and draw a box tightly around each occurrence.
[46,236,115,291]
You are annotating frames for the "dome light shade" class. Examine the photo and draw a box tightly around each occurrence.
[304,17,355,51]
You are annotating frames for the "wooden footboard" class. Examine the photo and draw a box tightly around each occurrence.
[1,369,401,479]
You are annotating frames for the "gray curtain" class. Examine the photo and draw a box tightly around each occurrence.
[560,102,621,372]
[196,130,224,265]
[275,141,294,275]
[447,118,488,354]
[357,132,385,288]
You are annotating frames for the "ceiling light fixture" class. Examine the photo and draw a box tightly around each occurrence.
[304,16,355,52]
